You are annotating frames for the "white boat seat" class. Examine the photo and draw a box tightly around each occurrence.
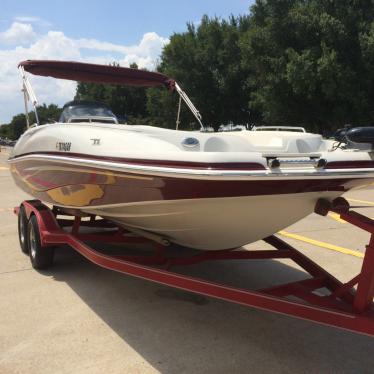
[203,136,253,152]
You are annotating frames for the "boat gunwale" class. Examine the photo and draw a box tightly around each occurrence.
[8,152,374,181]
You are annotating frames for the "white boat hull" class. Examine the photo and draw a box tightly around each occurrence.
[85,192,341,250]
[9,123,374,250]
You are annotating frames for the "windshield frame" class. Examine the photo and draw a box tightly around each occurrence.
[59,101,118,124]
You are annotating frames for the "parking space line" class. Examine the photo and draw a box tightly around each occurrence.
[0,208,13,212]
[328,211,374,223]
[347,197,374,206]
[278,230,364,258]
[328,212,347,223]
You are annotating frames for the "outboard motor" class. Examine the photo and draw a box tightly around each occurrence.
[346,127,374,150]
[334,126,374,150]
[346,127,374,144]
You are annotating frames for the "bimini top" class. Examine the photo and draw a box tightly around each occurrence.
[19,60,175,89]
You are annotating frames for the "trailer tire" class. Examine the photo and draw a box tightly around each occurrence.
[18,205,29,254]
[28,215,54,269]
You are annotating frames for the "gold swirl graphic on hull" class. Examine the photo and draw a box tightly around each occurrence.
[46,184,104,206]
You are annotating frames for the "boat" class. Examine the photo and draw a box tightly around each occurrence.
[8,59,374,250]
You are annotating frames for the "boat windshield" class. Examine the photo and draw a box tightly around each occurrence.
[59,101,118,124]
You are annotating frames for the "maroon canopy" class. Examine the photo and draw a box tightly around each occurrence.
[19,60,175,89]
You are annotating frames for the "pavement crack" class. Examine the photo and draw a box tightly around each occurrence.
[285,226,355,234]
[0,268,33,275]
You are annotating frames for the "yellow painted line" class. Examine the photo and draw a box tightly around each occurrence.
[328,211,374,222]
[328,212,347,223]
[0,208,13,212]
[347,198,374,206]
[278,230,364,258]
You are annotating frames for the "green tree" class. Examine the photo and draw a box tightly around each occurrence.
[240,0,374,133]
[75,62,148,123]
[9,113,27,139]
[152,15,253,130]
[4,104,62,140]
[35,104,63,125]
[146,87,184,129]
[0,124,11,139]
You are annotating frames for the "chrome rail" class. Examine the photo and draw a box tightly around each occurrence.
[253,126,306,133]
[266,155,327,169]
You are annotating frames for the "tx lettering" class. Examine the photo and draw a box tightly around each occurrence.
[91,138,101,145]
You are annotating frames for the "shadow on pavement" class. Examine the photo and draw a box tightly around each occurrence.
[44,244,373,374]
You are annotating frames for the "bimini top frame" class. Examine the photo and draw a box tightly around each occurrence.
[18,59,204,129]
[19,65,39,128]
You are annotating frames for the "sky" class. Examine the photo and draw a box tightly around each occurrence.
[0,0,252,124]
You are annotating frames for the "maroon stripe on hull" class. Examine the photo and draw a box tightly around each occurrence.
[10,157,374,208]
[10,151,266,170]
[326,160,374,169]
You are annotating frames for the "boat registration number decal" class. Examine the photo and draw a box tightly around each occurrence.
[56,142,72,151]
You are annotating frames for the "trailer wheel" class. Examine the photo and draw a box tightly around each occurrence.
[28,215,54,269]
[18,205,29,254]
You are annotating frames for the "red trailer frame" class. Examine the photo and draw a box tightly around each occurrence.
[15,198,374,336]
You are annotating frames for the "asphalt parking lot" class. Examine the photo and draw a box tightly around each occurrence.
[0,146,373,373]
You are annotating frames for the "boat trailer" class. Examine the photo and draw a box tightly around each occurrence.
[15,198,374,336]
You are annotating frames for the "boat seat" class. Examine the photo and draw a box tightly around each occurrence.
[203,136,253,152]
